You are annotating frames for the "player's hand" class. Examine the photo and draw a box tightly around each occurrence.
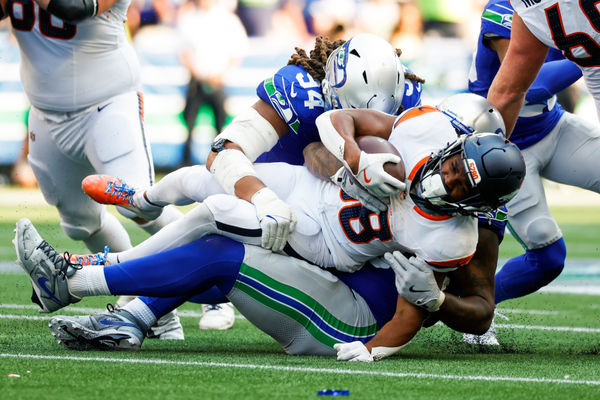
[354,151,406,198]
[333,341,373,362]
[384,251,445,312]
[331,167,388,214]
[251,188,297,252]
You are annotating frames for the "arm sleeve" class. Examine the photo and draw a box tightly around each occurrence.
[525,59,582,104]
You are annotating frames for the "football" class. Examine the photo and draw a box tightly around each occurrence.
[356,136,406,182]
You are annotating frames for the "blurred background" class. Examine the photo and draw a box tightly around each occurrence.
[0,0,598,185]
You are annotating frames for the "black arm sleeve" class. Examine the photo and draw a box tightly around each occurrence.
[47,0,97,22]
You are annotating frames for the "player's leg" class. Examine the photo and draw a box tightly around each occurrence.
[542,112,600,193]
[45,236,244,351]
[27,107,133,254]
[495,124,567,304]
[82,165,226,218]
[99,194,260,265]
[43,237,379,355]
[85,91,183,235]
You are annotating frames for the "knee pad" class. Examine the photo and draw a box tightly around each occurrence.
[61,220,98,241]
[522,216,562,249]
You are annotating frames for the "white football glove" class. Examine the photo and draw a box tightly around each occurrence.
[251,188,297,252]
[354,151,406,198]
[333,341,373,362]
[384,251,445,312]
[331,167,388,214]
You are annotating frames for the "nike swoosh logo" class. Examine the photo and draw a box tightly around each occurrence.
[290,82,297,98]
[98,318,137,327]
[363,170,372,184]
[408,285,429,293]
[37,277,64,305]
[97,102,112,112]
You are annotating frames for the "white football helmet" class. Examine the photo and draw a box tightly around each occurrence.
[321,33,405,115]
[437,93,506,137]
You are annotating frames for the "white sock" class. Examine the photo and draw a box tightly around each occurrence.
[122,297,156,330]
[134,190,168,210]
[68,266,111,298]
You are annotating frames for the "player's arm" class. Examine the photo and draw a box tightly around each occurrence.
[303,142,388,213]
[488,37,582,109]
[206,99,288,201]
[316,109,404,198]
[487,12,549,138]
[205,99,295,252]
[432,227,498,334]
[385,228,497,335]
[334,294,427,362]
[34,0,118,22]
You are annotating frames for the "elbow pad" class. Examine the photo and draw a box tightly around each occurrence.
[47,0,98,22]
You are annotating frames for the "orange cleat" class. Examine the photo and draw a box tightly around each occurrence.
[82,175,136,209]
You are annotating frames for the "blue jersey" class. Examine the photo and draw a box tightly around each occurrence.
[476,206,508,243]
[255,64,423,165]
[468,0,564,150]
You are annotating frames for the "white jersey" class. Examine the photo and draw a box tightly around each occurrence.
[512,0,600,113]
[307,106,478,272]
[10,0,140,111]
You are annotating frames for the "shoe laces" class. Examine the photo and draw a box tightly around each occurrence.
[71,245,110,266]
[205,304,222,312]
[105,179,135,205]
[106,303,122,313]
[35,240,82,279]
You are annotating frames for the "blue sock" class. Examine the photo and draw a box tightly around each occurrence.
[104,235,245,298]
[495,238,566,304]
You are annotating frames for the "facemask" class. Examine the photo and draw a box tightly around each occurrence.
[419,174,448,206]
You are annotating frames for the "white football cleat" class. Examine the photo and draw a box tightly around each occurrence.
[147,310,184,340]
[463,318,500,346]
[199,303,235,330]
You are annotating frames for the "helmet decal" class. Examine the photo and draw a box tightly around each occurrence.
[322,33,405,114]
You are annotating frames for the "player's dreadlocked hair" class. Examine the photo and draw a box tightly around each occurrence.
[288,36,345,82]
[288,36,425,114]
[288,36,426,85]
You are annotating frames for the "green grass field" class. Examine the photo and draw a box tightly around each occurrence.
[1,186,599,399]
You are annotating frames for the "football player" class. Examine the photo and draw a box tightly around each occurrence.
[466,0,600,345]
[487,0,600,130]
[15,106,525,360]
[81,33,424,329]
[1,0,184,338]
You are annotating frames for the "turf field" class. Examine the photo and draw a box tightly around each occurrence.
[1,186,599,399]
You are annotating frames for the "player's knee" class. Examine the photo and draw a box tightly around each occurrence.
[524,216,560,248]
[61,220,98,241]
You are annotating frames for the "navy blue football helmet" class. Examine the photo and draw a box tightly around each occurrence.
[411,133,525,216]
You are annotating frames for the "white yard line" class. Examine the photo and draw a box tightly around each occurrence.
[1,312,597,332]
[0,304,245,319]
[1,353,599,386]
[0,303,567,316]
